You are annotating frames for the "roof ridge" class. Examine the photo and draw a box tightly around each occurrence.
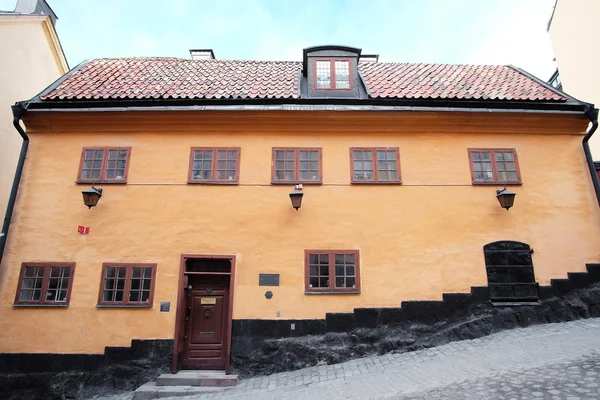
[86,57,515,68]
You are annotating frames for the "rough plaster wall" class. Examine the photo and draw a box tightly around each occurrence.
[0,17,65,222]
[549,0,600,157]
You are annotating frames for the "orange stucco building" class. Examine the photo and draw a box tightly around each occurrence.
[1,46,599,387]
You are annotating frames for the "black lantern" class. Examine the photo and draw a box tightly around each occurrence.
[289,184,303,211]
[496,187,516,211]
[82,185,103,209]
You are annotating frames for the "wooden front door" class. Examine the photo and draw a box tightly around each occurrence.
[182,275,229,369]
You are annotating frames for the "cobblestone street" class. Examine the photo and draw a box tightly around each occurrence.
[90,318,600,400]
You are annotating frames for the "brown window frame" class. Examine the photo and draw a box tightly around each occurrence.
[14,262,76,306]
[77,146,132,184]
[97,263,157,308]
[271,147,323,184]
[468,148,522,185]
[350,147,402,184]
[187,147,241,184]
[313,58,353,91]
[304,250,360,294]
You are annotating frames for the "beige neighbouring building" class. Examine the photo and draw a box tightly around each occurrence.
[0,0,68,221]
[548,0,600,157]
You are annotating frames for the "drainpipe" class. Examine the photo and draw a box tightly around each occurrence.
[0,104,29,267]
[583,107,600,207]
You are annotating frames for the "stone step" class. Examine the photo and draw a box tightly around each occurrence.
[156,371,238,387]
[133,382,232,400]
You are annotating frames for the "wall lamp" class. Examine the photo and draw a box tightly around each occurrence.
[289,184,303,210]
[82,184,103,209]
[496,186,516,211]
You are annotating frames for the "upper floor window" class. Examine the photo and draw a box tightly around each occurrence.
[468,149,521,184]
[305,250,360,294]
[351,148,401,183]
[272,148,322,184]
[315,59,351,90]
[98,263,156,307]
[188,147,240,184]
[78,147,131,183]
[548,69,562,91]
[14,263,75,306]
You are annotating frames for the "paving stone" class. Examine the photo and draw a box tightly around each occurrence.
[87,318,600,400]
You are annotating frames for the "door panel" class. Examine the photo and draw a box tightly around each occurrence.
[182,275,229,370]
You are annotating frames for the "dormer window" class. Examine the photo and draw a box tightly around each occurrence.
[315,59,351,90]
[302,45,366,99]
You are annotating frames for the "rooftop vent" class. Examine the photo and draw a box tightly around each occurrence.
[359,54,379,63]
[189,49,215,60]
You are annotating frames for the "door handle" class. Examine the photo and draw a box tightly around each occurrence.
[204,309,212,319]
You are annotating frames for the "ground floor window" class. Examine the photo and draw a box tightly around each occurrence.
[97,263,157,307]
[14,263,75,306]
[304,250,360,293]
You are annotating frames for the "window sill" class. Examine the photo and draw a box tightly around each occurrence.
[351,181,402,185]
[305,290,360,295]
[271,181,323,185]
[472,181,522,186]
[187,181,239,185]
[96,304,153,308]
[76,180,127,185]
[13,303,69,307]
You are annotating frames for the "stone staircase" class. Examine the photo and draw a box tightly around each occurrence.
[133,370,238,399]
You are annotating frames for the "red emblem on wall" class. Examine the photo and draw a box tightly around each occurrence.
[77,226,90,234]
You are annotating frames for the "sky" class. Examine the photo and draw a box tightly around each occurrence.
[0,0,558,80]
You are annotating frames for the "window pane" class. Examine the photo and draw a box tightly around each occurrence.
[308,253,330,288]
[216,150,238,181]
[334,61,350,89]
[103,148,127,180]
[353,150,374,180]
[81,149,104,181]
[46,266,70,303]
[191,150,214,180]
[274,150,296,181]
[316,60,331,89]
[103,266,126,303]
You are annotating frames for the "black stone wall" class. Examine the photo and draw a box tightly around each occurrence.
[0,339,173,400]
[231,263,600,376]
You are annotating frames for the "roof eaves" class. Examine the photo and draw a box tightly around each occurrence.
[25,96,589,115]
[24,104,586,115]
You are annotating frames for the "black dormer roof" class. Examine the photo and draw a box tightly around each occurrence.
[302,45,361,76]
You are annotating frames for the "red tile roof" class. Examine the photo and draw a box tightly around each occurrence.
[40,57,566,102]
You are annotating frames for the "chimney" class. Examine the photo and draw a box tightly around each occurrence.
[359,54,379,63]
[190,49,215,60]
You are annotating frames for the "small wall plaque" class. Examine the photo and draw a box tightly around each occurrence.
[160,302,170,312]
[259,274,280,286]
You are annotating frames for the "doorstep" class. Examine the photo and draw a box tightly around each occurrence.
[133,370,238,400]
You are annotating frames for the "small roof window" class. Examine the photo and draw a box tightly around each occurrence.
[315,59,351,90]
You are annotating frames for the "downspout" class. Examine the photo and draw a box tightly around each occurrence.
[583,107,600,207]
[0,104,29,267]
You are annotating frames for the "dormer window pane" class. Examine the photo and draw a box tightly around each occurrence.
[335,61,350,89]
[316,60,331,89]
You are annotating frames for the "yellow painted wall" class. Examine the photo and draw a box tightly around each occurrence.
[549,0,600,156]
[0,110,599,354]
[0,15,68,224]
